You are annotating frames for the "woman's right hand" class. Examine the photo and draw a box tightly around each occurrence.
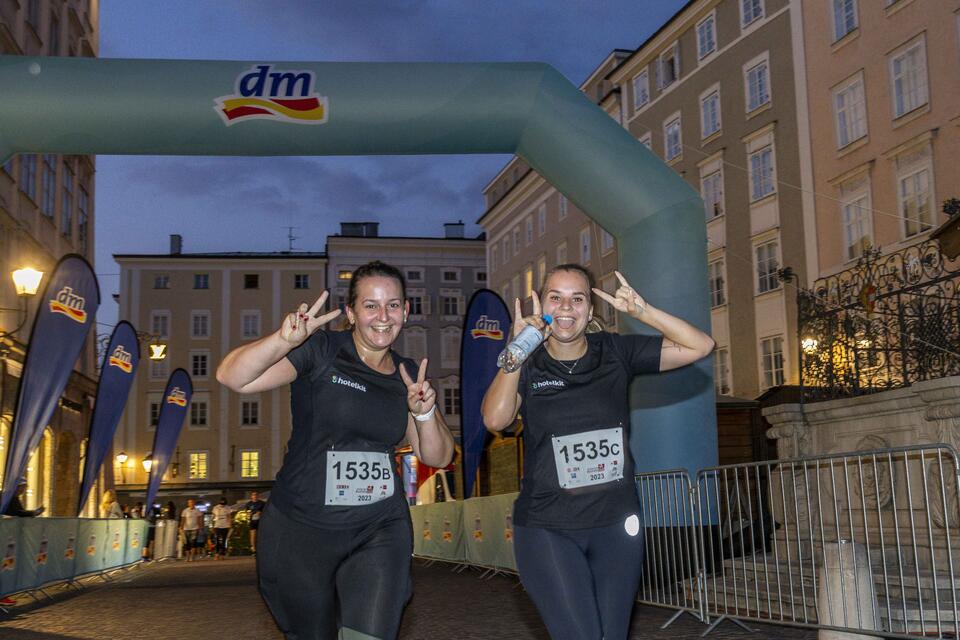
[512,291,551,340]
[279,291,342,347]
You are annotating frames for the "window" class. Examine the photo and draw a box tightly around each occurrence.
[193,274,210,289]
[537,204,547,237]
[49,14,60,55]
[558,195,568,220]
[745,58,770,112]
[525,217,533,245]
[639,132,653,150]
[749,146,775,201]
[42,154,56,220]
[404,327,427,362]
[490,245,499,272]
[709,260,726,307]
[26,0,39,28]
[77,190,89,255]
[900,168,933,238]
[337,269,354,282]
[241,400,260,426]
[188,452,208,480]
[441,327,460,369]
[441,294,461,316]
[501,283,511,301]
[632,70,650,110]
[244,274,259,289]
[523,265,533,298]
[557,241,567,265]
[191,352,209,378]
[659,43,680,89]
[702,170,724,218]
[755,241,780,293]
[834,75,867,148]
[406,268,423,283]
[61,163,73,232]
[833,0,858,41]
[741,0,763,27]
[444,386,461,417]
[19,154,37,202]
[150,359,169,380]
[842,195,872,260]
[241,312,261,339]
[190,402,208,427]
[579,227,592,264]
[714,348,731,396]
[701,89,721,139]
[537,255,547,288]
[408,288,429,316]
[442,269,461,283]
[760,336,785,389]
[294,274,310,289]
[191,311,210,338]
[513,226,521,255]
[599,274,618,330]
[697,14,717,59]
[600,230,615,254]
[501,237,510,263]
[475,270,487,284]
[150,311,170,338]
[890,39,928,118]
[153,275,170,289]
[241,451,260,479]
[512,274,521,301]
[664,115,682,162]
[149,402,161,427]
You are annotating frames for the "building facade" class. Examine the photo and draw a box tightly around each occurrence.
[0,0,99,516]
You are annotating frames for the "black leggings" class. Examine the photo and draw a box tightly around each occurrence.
[257,503,413,640]
[514,519,645,640]
[214,528,229,555]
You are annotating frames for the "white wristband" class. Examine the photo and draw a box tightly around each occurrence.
[413,405,436,422]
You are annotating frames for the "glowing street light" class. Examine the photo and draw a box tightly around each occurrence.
[142,454,154,473]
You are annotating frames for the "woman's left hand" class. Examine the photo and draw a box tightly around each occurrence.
[400,358,436,416]
[592,270,648,318]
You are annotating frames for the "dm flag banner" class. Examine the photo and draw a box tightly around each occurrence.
[459,289,510,499]
[78,321,141,515]
[145,369,192,510]
[0,254,99,514]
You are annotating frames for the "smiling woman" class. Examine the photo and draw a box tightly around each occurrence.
[215,260,454,640]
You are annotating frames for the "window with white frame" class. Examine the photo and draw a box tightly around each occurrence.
[475,270,487,284]
[189,451,208,479]
[407,288,427,316]
[833,0,858,41]
[714,348,731,395]
[834,74,867,148]
[745,57,770,112]
[639,132,653,150]
[749,146,776,201]
[659,43,680,89]
[241,450,260,479]
[702,170,724,218]
[890,38,928,118]
[760,336,785,389]
[294,274,310,289]
[538,204,547,236]
[558,195,568,220]
[899,167,933,238]
[697,13,717,59]
[190,311,210,338]
[193,273,209,289]
[149,402,161,427]
[441,327,460,369]
[150,311,170,338]
[241,311,261,339]
[523,265,533,298]
[557,240,568,265]
[755,241,780,293]
[440,290,462,316]
[709,259,726,307]
[501,237,510,263]
[443,385,461,417]
[513,226,521,255]
[153,274,170,289]
[190,401,208,427]
[405,267,424,283]
[241,399,260,426]
[442,269,461,283]
[537,255,547,288]
[632,70,649,110]
[701,89,721,138]
[842,195,872,260]
[664,115,682,161]
[525,217,533,245]
[404,327,427,363]
[600,230,615,255]
[490,245,499,273]
[741,0,763,27]
[191,351,209,378]
[579,227,592,264]
[150,358,168,380]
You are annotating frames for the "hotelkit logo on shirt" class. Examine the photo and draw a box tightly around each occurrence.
[531,379,566,391]
[330,373,367,393]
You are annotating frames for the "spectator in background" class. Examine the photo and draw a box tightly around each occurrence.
[180,499,203,562]
[244,491,266,555]
[3,479,44,517]
[100,489,123,518]
[211,496,233,560]
[130,502,144,519]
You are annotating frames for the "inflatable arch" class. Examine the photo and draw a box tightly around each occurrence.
[0,56,717,474]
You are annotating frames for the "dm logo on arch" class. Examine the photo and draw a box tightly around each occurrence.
[215,64,328,126]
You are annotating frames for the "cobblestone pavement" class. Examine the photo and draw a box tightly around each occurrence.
[0,557,818,639]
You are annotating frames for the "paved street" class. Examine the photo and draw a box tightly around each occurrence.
[0,557,817,639]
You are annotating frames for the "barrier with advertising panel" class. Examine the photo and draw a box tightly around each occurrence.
[462,493,517,571]
[411,501,465,563]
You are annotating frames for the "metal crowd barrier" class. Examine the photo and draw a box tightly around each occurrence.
[637,443,960,640]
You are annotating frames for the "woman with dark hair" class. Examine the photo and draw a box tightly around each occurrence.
[217,260,454,640]
[482,264,714,640]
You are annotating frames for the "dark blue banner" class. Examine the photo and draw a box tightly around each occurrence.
[1,254,99,514]
[77,321,141,515]
[145,369,192,510]
[459,289,511,499]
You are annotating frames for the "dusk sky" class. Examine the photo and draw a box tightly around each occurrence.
[94,0,688,329]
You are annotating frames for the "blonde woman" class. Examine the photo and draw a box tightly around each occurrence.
[100,489,123,519]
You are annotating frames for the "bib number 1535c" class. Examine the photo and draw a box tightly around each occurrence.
[551,427,624,490]
[324,451,395,506]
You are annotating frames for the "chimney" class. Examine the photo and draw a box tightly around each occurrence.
[444,221,465,239]
[170,234,182,255]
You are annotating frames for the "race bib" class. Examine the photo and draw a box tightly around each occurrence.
[324,451,395,506]
[551,427,624,490]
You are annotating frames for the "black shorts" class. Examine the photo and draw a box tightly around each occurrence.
[183,529,199,548]
[249,519,260,531]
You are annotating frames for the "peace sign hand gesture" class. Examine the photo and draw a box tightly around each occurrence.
[399,358,436,416]
[512,291,551,340]
[279,291,342,347]
[592,271,648,319]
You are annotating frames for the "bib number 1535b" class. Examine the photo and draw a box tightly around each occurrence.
[551,427,624,490]
[325,451,395,506]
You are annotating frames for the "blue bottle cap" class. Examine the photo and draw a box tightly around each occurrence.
[543,314,552,324]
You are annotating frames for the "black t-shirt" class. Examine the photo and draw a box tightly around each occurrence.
[515,331,662,529]
[245,499,265,522]
[269,330,412,529]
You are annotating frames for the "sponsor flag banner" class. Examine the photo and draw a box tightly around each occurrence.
[145,369,192,510]
[459,290,510,499]
[0,254,99,514]
[78,321,141,515]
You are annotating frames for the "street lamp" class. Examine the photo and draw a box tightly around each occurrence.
[115,452,128,484]
[0,267,45,348]
[142,454,154,473]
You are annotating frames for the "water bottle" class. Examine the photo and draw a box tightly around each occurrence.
[497,315,552,372]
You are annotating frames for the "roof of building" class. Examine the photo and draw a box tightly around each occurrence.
[113,251,328,259]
